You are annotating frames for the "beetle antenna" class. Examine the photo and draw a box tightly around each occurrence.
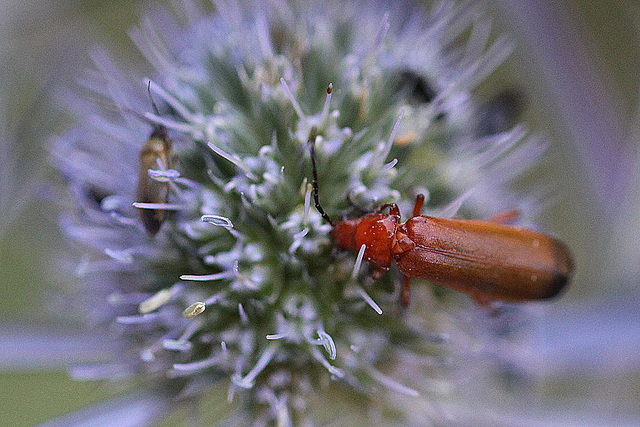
[147,81,161,116]
[146,81,167,137]
[309,127,334,225]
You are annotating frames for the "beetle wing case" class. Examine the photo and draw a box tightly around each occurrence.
[398,217,573,301]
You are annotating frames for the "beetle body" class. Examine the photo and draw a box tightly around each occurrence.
[136,126,173,235]
[332,196,574,305]
[308,128,573,306]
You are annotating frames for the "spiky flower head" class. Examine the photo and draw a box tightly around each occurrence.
[52,0,545,424]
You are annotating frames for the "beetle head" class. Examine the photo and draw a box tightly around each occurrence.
[332,218,359,252]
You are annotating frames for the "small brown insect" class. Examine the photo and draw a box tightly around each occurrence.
[135,82,173,235]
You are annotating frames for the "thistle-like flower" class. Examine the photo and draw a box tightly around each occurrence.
[52,0,547,424]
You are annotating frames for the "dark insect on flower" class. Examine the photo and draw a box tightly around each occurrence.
[135,82,173,235]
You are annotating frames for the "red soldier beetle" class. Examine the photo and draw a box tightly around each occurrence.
[309,130,574,306]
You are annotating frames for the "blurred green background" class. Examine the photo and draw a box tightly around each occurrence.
[0,0,638,425]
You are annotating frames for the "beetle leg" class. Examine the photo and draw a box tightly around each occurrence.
[472,292,493,307]
[400,275,412,307]
[375,203,400,216]
[412,194,425,218]
[471,292,501,315]
[471,293,502,316]
[486,209,520,225]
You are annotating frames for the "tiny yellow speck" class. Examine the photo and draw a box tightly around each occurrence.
[139,289,172,314]
[184,302,206,319]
